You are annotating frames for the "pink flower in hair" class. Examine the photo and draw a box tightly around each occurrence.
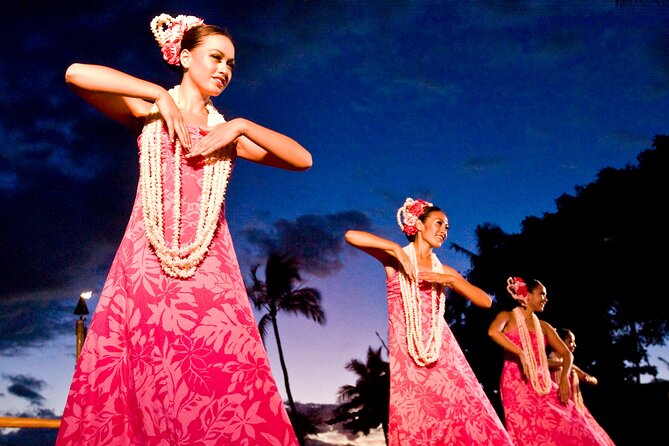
[397,197,433,236]
[151,14,205,66]
[506,276,528,306]
[403,224,418,236]
[161,42,181,66]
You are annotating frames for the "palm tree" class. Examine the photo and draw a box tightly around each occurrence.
[247,252,325,446]
[330,346,390,445]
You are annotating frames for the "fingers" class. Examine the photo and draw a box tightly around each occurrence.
[400,258,417,282]
[185,124,234,159]
[176,121,191,150]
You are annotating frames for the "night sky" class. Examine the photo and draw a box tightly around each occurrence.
[2,1,668,442]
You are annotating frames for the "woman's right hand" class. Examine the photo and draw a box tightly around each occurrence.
[154,91,191,149]
[519,354,531,381]
[393,246,417,282]
[558,374,571,404]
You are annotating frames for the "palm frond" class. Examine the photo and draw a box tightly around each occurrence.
[277,288,326,324]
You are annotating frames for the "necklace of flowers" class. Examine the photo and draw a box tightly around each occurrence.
[512,307,552,395]
[397,243,446,367]
[139,85,232,279]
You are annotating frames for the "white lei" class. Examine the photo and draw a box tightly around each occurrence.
[139,85,232,279]
[397,244,446,367]
[512,307,552,395]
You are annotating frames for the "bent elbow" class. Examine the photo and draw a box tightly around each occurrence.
[65,63,85,86]
[295,152,313,171]
[474,291,492,309]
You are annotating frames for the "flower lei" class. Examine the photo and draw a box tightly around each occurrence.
[506,276,529,307]
[396,197,433,236]
[512,307,552,395]
[150,13,204,66]
[139,85,232,279]
[397,243,446,367]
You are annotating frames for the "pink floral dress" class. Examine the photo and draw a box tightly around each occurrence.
[500,329,614,446]
[387,272,514,446]
[548,353,616,445]
[56,125,297,446]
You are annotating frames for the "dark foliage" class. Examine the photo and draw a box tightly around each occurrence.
[330,346,390,445]
[453,136,668,445]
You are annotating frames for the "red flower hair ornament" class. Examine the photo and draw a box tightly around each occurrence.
[506,276,529,306]
[397,198,433,236]
[151,13,205,66]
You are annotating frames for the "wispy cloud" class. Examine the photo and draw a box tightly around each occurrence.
[242,211,372,276]
[4,374,47,406]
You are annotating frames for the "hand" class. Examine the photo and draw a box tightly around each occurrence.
[155,91,191,150]
[394,247,417,282]
[418,271,456,288]
[583,374,598,385]
[558,375,571,404]
[519,355,531,381]
[186,120,242,159]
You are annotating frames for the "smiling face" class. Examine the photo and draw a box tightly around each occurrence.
[418,210,449,248]
[527,283,548,313]
[181,34,236,97]
[563,330,576,352]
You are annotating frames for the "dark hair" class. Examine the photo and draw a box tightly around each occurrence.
[525,278,544,294]
[557,327,573,341]
[166,24,234,72]
[181,24,234,52]
[405,205,445,241]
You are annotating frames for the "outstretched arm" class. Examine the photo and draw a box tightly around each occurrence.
[573,364,598,385]
[344,230,415,280]
[420,265,492,308]
[64,63,190,147]
[188,118,312,171]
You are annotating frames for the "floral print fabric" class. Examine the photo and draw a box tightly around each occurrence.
[56,125,297,446]
[501,329,614,446]
[386,272,514,446]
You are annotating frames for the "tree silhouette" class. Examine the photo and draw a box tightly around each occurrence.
[247,252,325,446]
[329,346,390,445]
[451,136,669,445]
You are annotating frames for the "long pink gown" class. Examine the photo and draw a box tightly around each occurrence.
[548,354,616,446]
[500,329,614,446]
[386,272,514,446]
[56,125,297,446]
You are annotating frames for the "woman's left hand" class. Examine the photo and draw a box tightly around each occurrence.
[419,272,455,288]
[186,121,241,158]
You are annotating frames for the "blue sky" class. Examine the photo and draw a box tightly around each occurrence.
[1,0,668,428]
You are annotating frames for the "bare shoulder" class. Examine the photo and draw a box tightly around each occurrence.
[539,319,555,334]
[497,310,512,320]
[491,310,512,326]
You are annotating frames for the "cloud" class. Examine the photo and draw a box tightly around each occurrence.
[4,374,47,406]
[462,155,507,172]
[0,291,73,353]
[241,211,372,276]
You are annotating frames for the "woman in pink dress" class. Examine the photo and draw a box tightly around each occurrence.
[56,13,311,446]
[345,198,514,446]
[548,328,616,445]
[488,277,615,446]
